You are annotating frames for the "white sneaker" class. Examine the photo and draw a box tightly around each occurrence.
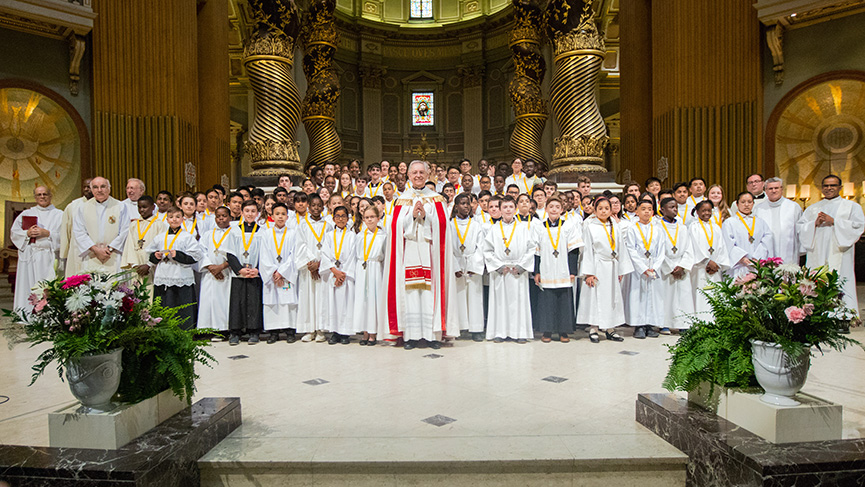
[301,333,315,342]
[315,330,327,342]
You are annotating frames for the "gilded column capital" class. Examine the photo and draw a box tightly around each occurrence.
[458,65,485,88]
[359,65,386,89]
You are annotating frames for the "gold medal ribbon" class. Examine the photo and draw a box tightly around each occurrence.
[212,226,231,251]
[637,222,654,254]
[454,217,472,250]
[273,226,288,257]
[164,229,182,250]
[737,213,756,241]
[602,220,616,255]
[306,216,325,245]
[499,220,517,252]
[699,219,714,249]
[183,217,197,235]
[333,227,348,262]
[363,227,378,262]
[137,218,156,242]
[713,211,723,227]
[242,222,259,256]
[661,220,679,249]
[545,220,562,254]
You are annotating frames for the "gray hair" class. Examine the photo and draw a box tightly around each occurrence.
[33,186,51,196]
[765,177,783,185]
[408,160,430,173]
[127,177,146,191]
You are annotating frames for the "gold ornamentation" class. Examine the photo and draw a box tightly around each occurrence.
[359,65,386,89]
[457,65,485,88]
[243,34,295,60]
[245,139,301,164]
[404,133,444,162]
[509,0,548,168]
[552,134,608,162]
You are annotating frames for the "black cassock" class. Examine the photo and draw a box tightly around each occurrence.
[149,248,198,330]
[226,251,263,333]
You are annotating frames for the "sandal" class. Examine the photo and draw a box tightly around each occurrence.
[589,332,600,343]
[605,331,624,342]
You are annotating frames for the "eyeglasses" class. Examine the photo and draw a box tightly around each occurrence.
[822,183,840,188]
[746,179,763,185]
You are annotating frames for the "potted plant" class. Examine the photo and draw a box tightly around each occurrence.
[663,258,861,406]
[4,272,215,412]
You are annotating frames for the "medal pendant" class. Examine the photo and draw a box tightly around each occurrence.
[459,244,466,252]
[214,249,219,255]
[137,238,145,249]
[611,251,617,258]
[748,236,755,243]
[708,247,714,254]
[362,261,368,270]
[335,260,341,267]
[243,251,249,258]
[277,255,282,263]
[645,250,651,258]
[317,242,322,249]
[553,250,559,257]
[504,248,511,255]
[672,246,678,254]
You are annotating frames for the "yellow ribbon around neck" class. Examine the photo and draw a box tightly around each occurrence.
[306,215,325,244]
[212,226,231,251]
[699,219,714,248]
[737,213,756,240]
[661,220,679,249]
[183,216,197,235]
[545,220,562,254]
[333,227,347,261]
[273,226,287,257]
[454,217,472,250]
[363,227,378,262]
[241,222,259,255]
[137,218,156,242]
[713,211,723,227]
[637,221,654,254]
[602,220,616,254]
[164,229,182,250]
[499,220,517,252]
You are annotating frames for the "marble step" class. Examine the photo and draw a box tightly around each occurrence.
[198,435,687,487]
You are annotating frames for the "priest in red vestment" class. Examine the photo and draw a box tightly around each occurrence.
[384,160,456,349]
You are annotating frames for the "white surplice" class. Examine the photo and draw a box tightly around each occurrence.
[576,217,634,329]
[754,197,803,264]
[797,196,865,318]
[689,219,731,317]
[722,213,773,278]
[198,226,234,331]
[145,229,203,287]
[483,219,534,340]
[446,216,486,333]
[11,205,62,312]
[260,225,299,331]
[624,220,665,327]
[294,216,333,333]
[120,216,168,299]
[352,226,388,334]
[658,218,696,329]
[319,226,357,335]
[73,197,130,274]
[60,196,87,277]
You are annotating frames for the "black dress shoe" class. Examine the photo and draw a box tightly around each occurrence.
[471,332,484,342]
[367,339,377,346]
[633,326,646,339]
[605,330,624,342]
[404,340,418,350]
[359,339,369,346]
[328,334,340,345]
[267,333,279,344]
[589,332,600,344]
[286,334,297,343]
[646,327,659,338]
[340,336,350,345]
[429,340,442,350]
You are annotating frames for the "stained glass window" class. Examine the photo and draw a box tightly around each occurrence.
[412,92,434,126]
[410,0,433,19]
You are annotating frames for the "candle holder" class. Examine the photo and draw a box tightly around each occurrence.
[798,185,810,208]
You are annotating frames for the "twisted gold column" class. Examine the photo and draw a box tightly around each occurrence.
[301,0,341,171]
[508,0,548,169]
[547,1,609,176]
[244,0,303,178]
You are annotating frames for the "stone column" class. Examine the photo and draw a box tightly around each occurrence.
[301,0,341,171]
[359,65,385,166]
[197,0,230,187]
[508,0,548,170]
[459,65,484,164]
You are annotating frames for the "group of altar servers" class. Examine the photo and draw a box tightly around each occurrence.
[10,167,865,346]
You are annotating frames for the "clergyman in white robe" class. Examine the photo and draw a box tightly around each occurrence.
[797,195,865,318]
[754,196,803,264]
[73,196,130,274]
[11,203,62,312]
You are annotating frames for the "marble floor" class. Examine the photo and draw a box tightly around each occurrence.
[1,284,865,480]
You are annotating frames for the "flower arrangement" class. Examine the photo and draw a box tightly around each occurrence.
[663,259,861,393]
[4,272,215,404]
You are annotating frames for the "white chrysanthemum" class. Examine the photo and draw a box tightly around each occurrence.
[105,291,125,307]
[777,263,800,276]
[65,289,90,312]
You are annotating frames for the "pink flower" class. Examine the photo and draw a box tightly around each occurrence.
[785,306,807,324]
[28,293,39,306]
[61,274,91,290]
[33,299,47,313]
[798,280,817,297]
[803,303,815,316]
[734,273,757,286]
[759,257,783,266]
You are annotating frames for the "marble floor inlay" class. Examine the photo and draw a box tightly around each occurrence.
[422,414,457,427]
[423,353,444,359]
[542,375,569,383]
[619,350,640,356]
[302,378,330,386]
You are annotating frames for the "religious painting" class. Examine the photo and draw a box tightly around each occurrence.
[0,85,83,246]
[410,0,433,19]
[772,76,865,199]
[412,92,434,126]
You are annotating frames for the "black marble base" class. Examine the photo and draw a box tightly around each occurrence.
[636,393,865,486]
[0,397,241,487]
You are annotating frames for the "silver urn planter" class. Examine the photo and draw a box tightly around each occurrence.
[65,347,123,412]
[750,340,810,407]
